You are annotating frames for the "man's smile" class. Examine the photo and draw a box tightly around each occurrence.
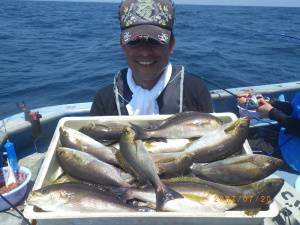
[136,60,156,66]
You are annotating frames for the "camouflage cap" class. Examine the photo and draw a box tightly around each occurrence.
[119,0,175,45]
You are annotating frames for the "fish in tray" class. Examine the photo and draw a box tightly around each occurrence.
[115,179,237,212]
[79,121,131,145]
[184,117,250,163]
[26,182,146,212]
[230,178,284,211]
[157,177,284,212]
[129,111,224,140]
[190,154,284,185]
[79,121,158,145]
[151,117,250,177]
[113,139,191,154]
[60,126,119,166]
[119,126,183,211]
[79,111,222,144]
[161,177,284,212]
[56,147,134,188]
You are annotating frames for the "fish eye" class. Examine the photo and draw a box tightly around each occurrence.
[41,189,48,194]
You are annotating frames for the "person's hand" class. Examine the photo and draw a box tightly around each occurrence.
[256,98,273,118]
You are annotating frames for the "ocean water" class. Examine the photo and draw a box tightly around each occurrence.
[0,1,300,119]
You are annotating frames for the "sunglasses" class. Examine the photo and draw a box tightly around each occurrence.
[126,38,166,47]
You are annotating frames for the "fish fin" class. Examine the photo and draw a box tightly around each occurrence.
[188,137,200,142]
[155,184,183,211]
[78,126,88,133]
[143,140,155,150]
[101,140,118,146]
[78,122,96,133]
[149,137,168,142]
[79,123,110,134]
[130,123,148,139]
[109,187,132,202]
[59,127,66,137]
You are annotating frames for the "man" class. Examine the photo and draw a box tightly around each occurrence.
[90,0,213,116]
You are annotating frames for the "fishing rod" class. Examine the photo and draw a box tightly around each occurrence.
[199,76,238,97]
[262,33,300,41]
[198,74,296,154]
[234,32,300,46]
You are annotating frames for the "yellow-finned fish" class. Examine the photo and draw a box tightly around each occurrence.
[56,147,134,187]
[131,111,223,140]
[60,126,118,166]
[119,126,183,211]
[27,182,138,212]
[190,154,283,185]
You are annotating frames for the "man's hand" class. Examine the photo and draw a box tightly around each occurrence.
[256,98,273,118]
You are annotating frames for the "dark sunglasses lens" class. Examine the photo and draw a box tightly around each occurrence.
[148,39,162,46]
[127,39,140,47]
[127,38,163,47]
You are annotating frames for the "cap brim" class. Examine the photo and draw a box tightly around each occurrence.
[121,24,171,46]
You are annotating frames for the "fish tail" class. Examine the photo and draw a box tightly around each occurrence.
[78,126,89,134]
[59,127,64,135]
[155,183,183,211]
[130,123,149,139]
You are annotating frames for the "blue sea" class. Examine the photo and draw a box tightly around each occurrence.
[0,1,300,119]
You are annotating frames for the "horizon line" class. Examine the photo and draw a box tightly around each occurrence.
[24,0,300,7]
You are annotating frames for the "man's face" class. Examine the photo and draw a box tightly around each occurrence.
[122,37,175,89]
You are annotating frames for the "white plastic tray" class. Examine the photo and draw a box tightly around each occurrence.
[24,113,279,225]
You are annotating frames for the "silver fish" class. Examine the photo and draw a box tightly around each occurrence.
[56,147,134,187]
[79,122,127,145]
[190,154,284,185]
[113,139,191,154]
[185,117,250,163]
[79,121,159,145]
[119,126,182,210]
[60,126,119,166]
[118,181,237,212]
[147,118,249,177]
[130,117,247,177]
[163,177,284,211]
[132,111,223,140]
[27,182,137,212]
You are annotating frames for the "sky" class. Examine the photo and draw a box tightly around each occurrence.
[53,0,300,7]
